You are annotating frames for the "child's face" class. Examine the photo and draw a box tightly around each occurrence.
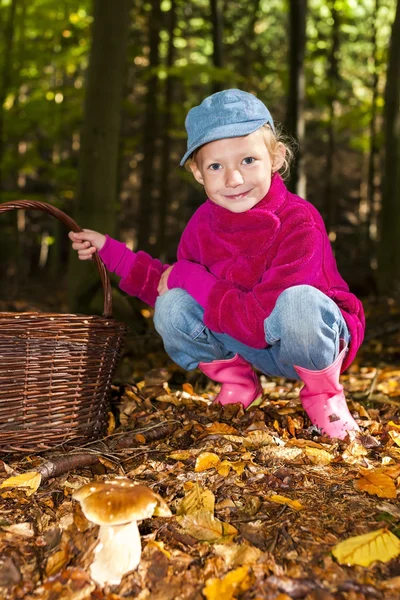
[189,131,283,213]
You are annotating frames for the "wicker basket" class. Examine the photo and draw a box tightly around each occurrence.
[0,200,127,453]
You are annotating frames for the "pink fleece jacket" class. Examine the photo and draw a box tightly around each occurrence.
[99,174,365,371]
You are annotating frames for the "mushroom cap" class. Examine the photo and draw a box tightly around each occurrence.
[72,477,136,502]
[73,480,172,526]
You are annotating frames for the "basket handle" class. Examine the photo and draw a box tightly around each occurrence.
[0,200,113,317]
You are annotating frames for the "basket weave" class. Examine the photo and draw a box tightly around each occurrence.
[0,201,126,453]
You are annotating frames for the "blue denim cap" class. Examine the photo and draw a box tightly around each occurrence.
[180,89,275,166]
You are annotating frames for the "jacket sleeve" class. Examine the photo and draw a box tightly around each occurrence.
[98,236,170,307]
[203,223,324,348]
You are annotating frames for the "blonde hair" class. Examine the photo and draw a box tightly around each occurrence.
[184,123,296,179]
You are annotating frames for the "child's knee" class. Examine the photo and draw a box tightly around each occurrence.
[269,285,337,340]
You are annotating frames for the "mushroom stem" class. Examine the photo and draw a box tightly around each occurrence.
[90,520,141,586]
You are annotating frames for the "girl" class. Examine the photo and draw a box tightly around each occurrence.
[70,89,365,440]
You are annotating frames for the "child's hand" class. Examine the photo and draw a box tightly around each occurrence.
[157,265,174,295]
[69,229,106,260]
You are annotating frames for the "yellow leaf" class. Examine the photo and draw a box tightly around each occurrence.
[178,510,238,542]
[267,494,304,511]
[195,452,221,472]
[168,450,192,461]
[388,421,400,431]
[389,430,400,447]
[0,471,41,495]
[355,469,397,499]
[217,460,246,477]
[332,529,400,567]
[203,567,251,600]
[106,411,115,436]
[304,446,334,465]
[176,483,215,516]
[146,540,171,559]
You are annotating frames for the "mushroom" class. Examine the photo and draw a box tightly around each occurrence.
[72,477,171,587]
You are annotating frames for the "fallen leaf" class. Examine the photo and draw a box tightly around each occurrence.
[355,469,397,499]
[332,528,400,567]
[182,382,195,395]
[267,494,304,511]
[106,411,116,436]
[214,543,262,567]
[178,509,238,542]
[304,446,334,465]
[243,430,275,449]
[389,430,400,447]
[203,566,251,600]
[217,460,246,477]
[177,483,215,516]
[45,548,70,577]
[168,450,193,461]
[2,522,34,537]
[195,452,221,472]
[0,471,41,495]
[146,540,172,559]
[204,422,239,436]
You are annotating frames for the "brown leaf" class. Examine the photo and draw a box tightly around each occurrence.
[178,510,238,542]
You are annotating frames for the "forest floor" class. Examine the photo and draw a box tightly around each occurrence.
[0,296,400,600]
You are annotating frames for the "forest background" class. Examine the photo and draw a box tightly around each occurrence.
[0,0,400,324]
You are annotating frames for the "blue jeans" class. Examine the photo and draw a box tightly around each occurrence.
[153,285,350,379]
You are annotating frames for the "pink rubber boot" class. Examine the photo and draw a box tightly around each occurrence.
[294,342,359,439]
[199,354,262,409]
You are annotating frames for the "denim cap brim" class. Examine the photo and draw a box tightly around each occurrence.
[180,118,271,166]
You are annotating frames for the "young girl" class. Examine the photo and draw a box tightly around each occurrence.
[70,89,365,440]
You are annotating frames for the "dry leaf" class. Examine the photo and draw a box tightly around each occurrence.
[146,540,172,559]
[45,548,70,577]
[267,494,304,511]
[178,509,238,542]
[217,460,246,477]
[195,452,221,472]
[355,468,397,499]
[389,430,400,447]
[182,382,195,395]
[214,543,262,567]
[176,483,215,516]
[304,446,334,465]
[243,430,275,449]
[204,422,239,436]
[203,566,251,600]
[168,450,193,461]
[106,411,115,436]
[332,528,400,567]
[0,471,42,495]
[2,522,34,537]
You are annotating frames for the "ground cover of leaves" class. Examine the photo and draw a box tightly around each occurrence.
[0,298,400,600]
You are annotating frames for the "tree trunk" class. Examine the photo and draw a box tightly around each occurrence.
[68,0,132,313]
[0,0,17,197]
[365,0,380,265]
[240,0,261,86]
[286,0,307,197]
[324,1,340,243]
[210,0,224,93]
[136,0,162,254]
[378,0,400,295]
[155,0,177,258]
